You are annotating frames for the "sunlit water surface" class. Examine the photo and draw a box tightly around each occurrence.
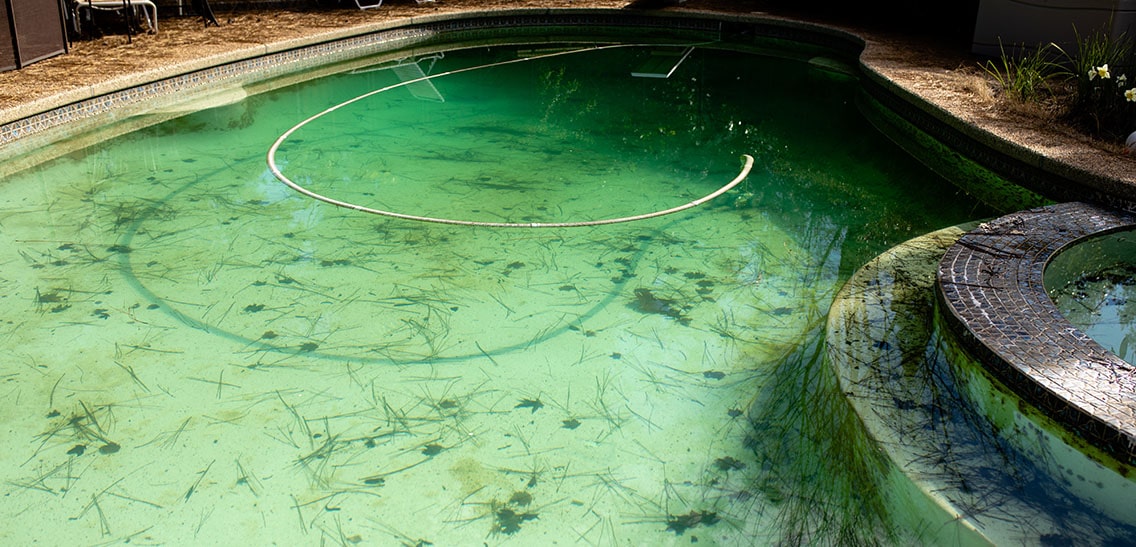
[0,44,987,544]
[1049,229,1136,365]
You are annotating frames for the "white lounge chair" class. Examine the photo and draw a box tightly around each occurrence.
[354,0,434,9]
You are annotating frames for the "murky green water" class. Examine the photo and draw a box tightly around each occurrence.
[1048,229,1136,365]
[0,44,987,544]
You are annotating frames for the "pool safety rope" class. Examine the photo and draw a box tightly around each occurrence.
[268,44,753,228]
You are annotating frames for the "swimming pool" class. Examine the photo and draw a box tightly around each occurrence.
[1,13,1124,545]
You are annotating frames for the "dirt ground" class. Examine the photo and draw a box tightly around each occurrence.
[1,0,1133,184]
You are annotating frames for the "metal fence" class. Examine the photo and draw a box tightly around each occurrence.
[0,0,68,72]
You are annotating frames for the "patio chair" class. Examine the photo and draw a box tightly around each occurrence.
[191,0,219,27]
[72,0,158,35]
[353,0,434,9]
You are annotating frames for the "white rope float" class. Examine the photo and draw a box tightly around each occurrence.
[267,44,753,228]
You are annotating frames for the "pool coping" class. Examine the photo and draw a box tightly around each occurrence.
[938,201,1136,468]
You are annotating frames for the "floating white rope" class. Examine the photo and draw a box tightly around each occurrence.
[267,44,752,228]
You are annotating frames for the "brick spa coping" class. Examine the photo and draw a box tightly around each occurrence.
[938,201,1136,468]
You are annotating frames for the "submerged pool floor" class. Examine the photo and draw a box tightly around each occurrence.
[0,44,985,544]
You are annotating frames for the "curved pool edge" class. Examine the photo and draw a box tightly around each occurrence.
[0,8,868,175]
[827,223,994,545]
[832,221,1136,541]
[937,201,1136,469]
[0,8,861,130]
[5,6,1134,210]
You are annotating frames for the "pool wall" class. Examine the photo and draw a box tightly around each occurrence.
[938,201,1136,469]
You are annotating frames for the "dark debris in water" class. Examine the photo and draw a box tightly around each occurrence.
[508,491,532,507]
[630,288,691,325]
[494,507,538,535]
[713,456,746,471]
[515,399,544,413]
[665,510,719,536]
[36,289,66,303]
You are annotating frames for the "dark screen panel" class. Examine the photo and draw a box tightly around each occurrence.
[0,3,16,72]
[9,0,66,69]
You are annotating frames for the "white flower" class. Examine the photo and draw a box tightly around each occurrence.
[1120,74,1129,87]
[1126,88,1136,102]
[1094,64,1112,80]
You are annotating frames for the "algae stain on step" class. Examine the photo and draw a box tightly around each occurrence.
[451,458,493,494]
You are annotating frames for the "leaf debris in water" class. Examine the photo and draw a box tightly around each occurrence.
[494,506,538,535]
[630,288,690,325]
[665,510,719,535]
[515,399,543,413]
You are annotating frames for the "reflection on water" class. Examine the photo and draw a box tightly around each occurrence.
[1049,230,1136,365]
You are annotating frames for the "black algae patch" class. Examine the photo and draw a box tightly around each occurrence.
[494,506,538,535]
[515,399,544,413]
[666,510,719,535]
[630,288,690,325]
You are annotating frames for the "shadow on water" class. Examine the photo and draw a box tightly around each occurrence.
[746,315,894,545]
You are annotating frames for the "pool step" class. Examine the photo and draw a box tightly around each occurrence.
[631,46,694,78]
[828,224,1136,545]
[391,61,445,102]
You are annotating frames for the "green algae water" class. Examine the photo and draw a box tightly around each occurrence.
[1047,229,1136,365]
[0,43,989,544]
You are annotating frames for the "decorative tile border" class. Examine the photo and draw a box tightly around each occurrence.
[937,201,1136,467]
